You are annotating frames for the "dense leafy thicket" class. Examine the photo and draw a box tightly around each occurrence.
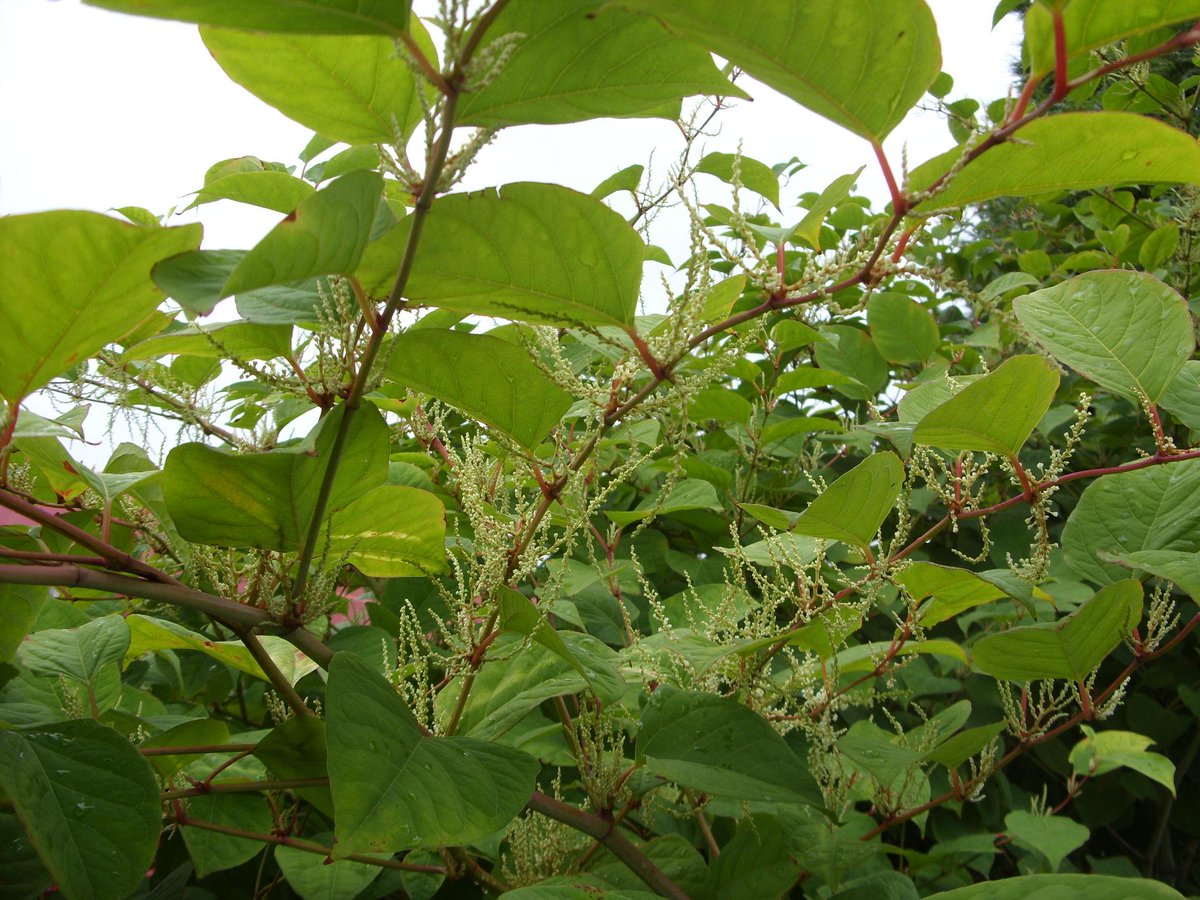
[4,2,1200,898]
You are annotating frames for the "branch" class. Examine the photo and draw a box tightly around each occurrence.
[293,3,513,599]
[526,791,688,899]
[240,630,313,717]
[166,814,446,874]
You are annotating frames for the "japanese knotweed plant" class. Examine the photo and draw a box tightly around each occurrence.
[5,2,1200,898]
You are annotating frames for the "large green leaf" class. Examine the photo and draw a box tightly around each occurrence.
[359,183,643,327]
[326,484,448,576]
[790,452,904,548]
[1014,271,1194,403]
[1061,459,1200,585]
[498,588,625,703]
[16,615,130,688]
[163,402,389,551]
[121,321,293,363]
[0,585,47,664]
[1025,1,1200,78]
[223,170,383,297]
[126,615,320,684]
[326,653,539,855]
[202,24,429,144]
[1069,725,1176,795]
[386,329,572,450]
[972,580,1143,681]
[635,685,821,804]
[1004,811,1088,874]
[276,833,385,900]
[1106,549,1200,598]
[606,478,722,526]
[84,0,413,35]
[0,719,160,900]
[910,113,1200,212]
[867,292,940,365]
[181,794,272,877]
[0,211,201,403]
[457,0,743,127]
[620,0,940,141]
[913,355,1059,456]
[927,874,1184,899]
[897,562,1007,627]
[255,716,334,817]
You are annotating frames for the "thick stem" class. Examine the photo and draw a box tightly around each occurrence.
[240,630,312,717]
[526,791,687,899]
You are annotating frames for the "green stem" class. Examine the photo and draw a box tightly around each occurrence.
[240,630,312,717]
[162,777,329,801]
[291,0,513,601]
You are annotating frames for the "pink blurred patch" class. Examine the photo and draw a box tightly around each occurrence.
[330,587,371,627]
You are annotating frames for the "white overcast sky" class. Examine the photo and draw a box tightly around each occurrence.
[0,1,1023,245]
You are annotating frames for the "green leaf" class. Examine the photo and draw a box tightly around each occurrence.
[1161,361,1200,430]
[1069,725,1176,795]
[912,355,1059,456]
[1061,459,1200,585]
[897,562,1007,627]
[0,719,160,899]
[255,716,334,816]
[386,329,572,450]
[202,23,429,144]
[793,168,865,250]
[926,874,1185,899]
[359,183,644,327]
[151,248,244,316]
[592,164,645,200]
[326,652,539,854]
[1140,223,1181,270]
[0,585,47,664]
[972,580,1143,682]
[709,816,802,899]
[186,169,315,214]
[1014,270,1194,403]
[790,452,904,548]
[0,211,201,403]
[126,615,320,684]
[181,794,272,877]
[635,684,821,804]
[910,113,1200,212]
[325,484,447,576]
[277,833,384,900]
[16,614,130,687]
[621,0,940,141]
[163,402,389,551]
[139,719,231,779]
[1104,549,1200,598]
[498,588,625,703]
[923,721,1006,769]
[83,0,414,34]
[607,479,722,526]
[122,321,293,362]
[839,720,922,785]
[1025,1,1200,78]
[868,293,940,365]
[457,0,743,127]
[814,325,889,400]
[1004,811,1088,874]
[223,170,383,297]
[695,152,780,207]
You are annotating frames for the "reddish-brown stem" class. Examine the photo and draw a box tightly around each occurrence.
[1052,7,1070,99]
[1008,72,1044,123]
[0,547,108,566]
[168,813,446,873]
[872,142,907,215]
[162,777,329,801]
